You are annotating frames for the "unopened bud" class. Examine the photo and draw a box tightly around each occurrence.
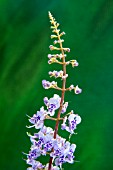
[49,45,55,50]
[74,85,82,94]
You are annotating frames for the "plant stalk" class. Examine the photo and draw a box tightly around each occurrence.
[48,20,66,170]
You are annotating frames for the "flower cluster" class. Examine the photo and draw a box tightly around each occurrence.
[25,12,82,170]
[26,126,76,170]
[69,85,82,94]
[42,80,58,89]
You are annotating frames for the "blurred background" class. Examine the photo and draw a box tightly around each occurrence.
[0,0,113,170]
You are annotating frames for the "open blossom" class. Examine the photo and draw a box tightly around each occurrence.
[27,107,47,129]
[26,125,76,169]
[26,127,54,169]
[50,139,76,167]
[44,94,61,116]
[27,160,44,170]
[61,112,81,134]
[37,126,54,143]
[26,126,54,160]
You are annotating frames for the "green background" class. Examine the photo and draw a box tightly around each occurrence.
[0,0,113,170]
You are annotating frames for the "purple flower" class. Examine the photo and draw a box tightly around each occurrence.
[37,126,54,142]
[28,107,47,129]
[26,125,77,169]
[26,126,54,168]
[55,156,65,167]
[61,116,67,130]
[50,136,76,167]
[27,160,44,170]
[74,85,82,94]
[42,80,51,89]
[49,70,64,78]
[43,97,48,105]
[65,144,76,163]
[61,102,68,114]
[42,80,58,89]
[44,141,53,151]
[27,148,41,161]
[44,94,61,116]
[29,137,44,149]
[61,112,81,134]
[25,11,82,170]
[49,70,68,80]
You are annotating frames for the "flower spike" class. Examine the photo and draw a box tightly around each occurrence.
[25,12,82,170]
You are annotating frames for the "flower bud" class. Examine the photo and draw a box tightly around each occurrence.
[74,85,82,94]
[69,84,74,91]
[48,58,58,64]
[51,35,58,39]
[63,48,70,52]
[42,80,51,89]
[49,45,55,50]
[62,74,68,80]
[60,32,66,36]
[70,60,79,67]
